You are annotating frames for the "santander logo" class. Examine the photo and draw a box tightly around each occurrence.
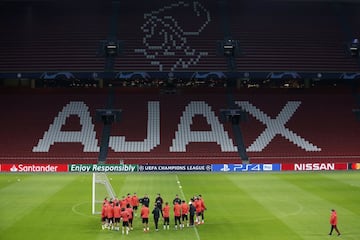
[10,165,18,172]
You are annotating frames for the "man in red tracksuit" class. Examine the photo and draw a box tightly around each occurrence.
[141,204,150,232]
[113,203,121,231]
[101,202,107,230]
[173,202,182,230]
[120,208,130,235]
[162,202,170,230]
[199,194,206,224]
[181,200,189,228]
[105,202,114,230]
[329,209,341,236]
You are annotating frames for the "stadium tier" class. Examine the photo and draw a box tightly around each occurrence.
[0,0,359,73]
[229,0,359,72]
[0,88,359,164]
[0,1,109,72]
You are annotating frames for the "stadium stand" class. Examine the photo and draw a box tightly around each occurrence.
[0,0,109,72]
[229,0,360,72]
[0,0,359,74]
[0,87,359,164]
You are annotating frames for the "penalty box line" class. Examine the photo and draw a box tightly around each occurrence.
[175,175,201,240]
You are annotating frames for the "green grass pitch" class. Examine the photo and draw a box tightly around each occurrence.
[0,172,359,240]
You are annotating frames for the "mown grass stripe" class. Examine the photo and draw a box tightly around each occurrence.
[228,172,360,240]
[0,174,76,233]
[176,174,201,240]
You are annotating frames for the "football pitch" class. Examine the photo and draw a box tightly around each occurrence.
[0,172,359,240]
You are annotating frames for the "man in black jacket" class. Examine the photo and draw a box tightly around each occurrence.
[139,194,150,207]
[152,203,161,231]
[189,198,196,227]
[155,193,163,208]
[155,193,163,216]
[173,194,181,205]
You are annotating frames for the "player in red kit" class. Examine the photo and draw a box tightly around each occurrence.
[173,202,182,230]
[199,194,207,224]
[105,201,114,230]
[120,196,127,209]
[126,204,134,230]
[120,208,130,235]
[131,193,139,217]
[181,200,189,228]
[162,202,170,230]
[101,202,107,230]
[113,203,121,231]
[329,209,341,236]
[194,197,202,225]
[125,193,132,206]
[141,204,150,232]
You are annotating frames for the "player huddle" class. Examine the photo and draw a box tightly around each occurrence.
[101,192,206,234]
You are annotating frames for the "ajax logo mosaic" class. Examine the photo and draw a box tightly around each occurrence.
[135,1,211,71]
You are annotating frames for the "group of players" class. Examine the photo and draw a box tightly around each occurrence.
[101,192,206,234]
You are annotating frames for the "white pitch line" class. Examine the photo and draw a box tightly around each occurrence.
[175,175,201,240]
[71,201,98,219]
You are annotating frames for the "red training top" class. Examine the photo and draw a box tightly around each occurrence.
[113,205,121,218]
[120,199,127,209]
[181,202,189,215]
[163,205,170,218]
[126,207,133,219]
[101,204,107,218]
[106,204,114,218]
[330,211,338,225]
[121,210,130,222]
[132,195,139,207]
[141,206,150,218]
[174,203,182,217]
[195,200,202,213]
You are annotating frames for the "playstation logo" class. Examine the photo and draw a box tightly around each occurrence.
[220,164,231,172]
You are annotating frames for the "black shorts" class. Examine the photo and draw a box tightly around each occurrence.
[164,217,170,223]
[133,206,138,210]
[122,221,129,227]
[142,218,149,224]
[114,217,120,223]
[196,212,202,217]
[182,214,188,221]
[107,217,114,223]
[129,218,133,224]
[101,217,106,222]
